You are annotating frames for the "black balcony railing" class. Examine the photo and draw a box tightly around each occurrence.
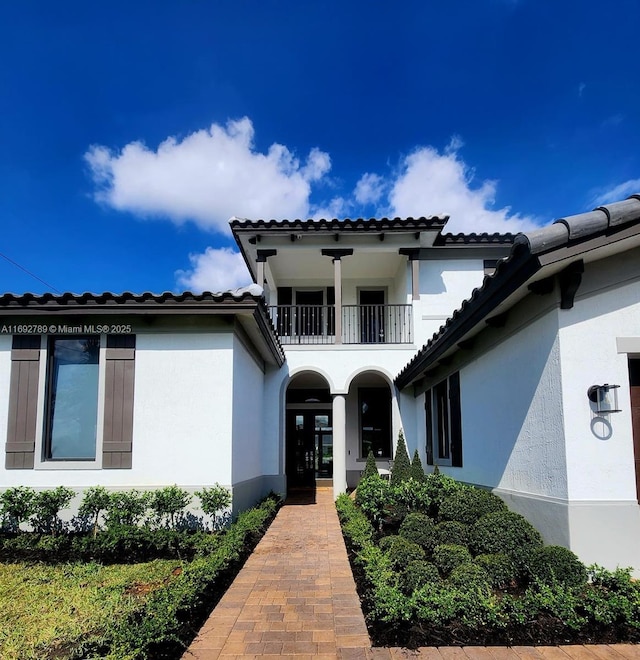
[268,304,412,345]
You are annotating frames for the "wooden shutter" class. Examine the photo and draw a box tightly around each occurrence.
[102,335,135,469]
[425,389,434,466]
[6,336,40,469]
[449,372,463,467]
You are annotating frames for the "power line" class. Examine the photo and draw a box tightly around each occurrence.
[0,250,62,294]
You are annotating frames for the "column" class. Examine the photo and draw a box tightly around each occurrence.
[332,393,347,498]
[333,256,342,344]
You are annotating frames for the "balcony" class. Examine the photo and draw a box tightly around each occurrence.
[269,304,413,345]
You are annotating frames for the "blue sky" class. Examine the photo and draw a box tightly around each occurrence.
[1,1,638,295]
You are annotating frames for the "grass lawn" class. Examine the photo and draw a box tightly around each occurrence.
[0,559,184,660]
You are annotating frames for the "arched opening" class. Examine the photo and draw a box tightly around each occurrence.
[285,372,333,491]
[345,371,394,489]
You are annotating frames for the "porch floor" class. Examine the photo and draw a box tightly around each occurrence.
[182,489,640,660]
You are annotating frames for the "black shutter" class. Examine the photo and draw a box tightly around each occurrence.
[102,335,135,469]
[5,336,40,469]
[449,372,463,467]
[425,390,434,466]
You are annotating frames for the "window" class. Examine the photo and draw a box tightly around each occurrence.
[359,387,391,458]
[425,372,462,467]
[45,337,100,460]
[5,333,136,470]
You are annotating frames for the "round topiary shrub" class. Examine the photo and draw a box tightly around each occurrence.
[402,560,441,593]
[474,553,517,589]
[380,535,425,570]
[434,520,469,547]
[448,562,491,594]
[432,543,472,576]
[527,545,588,588]
[470,511,544,563]
[423,472,463,518]
[399,512,437,550]
[439,487,507,525]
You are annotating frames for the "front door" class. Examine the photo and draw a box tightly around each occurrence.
[286,410,333,489]
[359,290,385,343]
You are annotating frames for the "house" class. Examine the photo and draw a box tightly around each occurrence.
[1,193,640,572]
[396,193,640,572]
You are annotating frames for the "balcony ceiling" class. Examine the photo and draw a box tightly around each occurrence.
[267,248,404,281]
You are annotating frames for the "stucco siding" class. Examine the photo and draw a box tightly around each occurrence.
[231,334,265,486]
[559,251,640,502]
[456,308,568,499]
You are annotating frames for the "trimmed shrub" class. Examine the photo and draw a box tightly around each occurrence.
[32,486,76,535]
[336,494,375,553]
[385,478,431,525]
[527,545,588,588]
[105,490,150,528]
[423,471,464,518]
[79,486,111,537]
[475,553,517,589]
[432,543,472,576]
[150,485,192,529]
[196,484,232,530]
[355,475,389,529]
[448,562,491,593]
[362,451,380,479]
[390,430,411,485]
[434,520,469,547]
[439,486,506,525]
[0,486,36,528]
[380,535,425,570]
[402,560,440,593]
[410,450,426,482]
[398,512,436,550]
[470,510,544,563]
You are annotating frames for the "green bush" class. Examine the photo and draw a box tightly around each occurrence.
[380,535,425,570]
[79,486,111,537]
[355,475,389,529]
[32,486,76,535]
[0,486,36,528]
[432,543,472,576]
[385,478,431,525]
[195,484,232,529]
[439,486,506,525]
[470,510,543,563]
[105,490,150,528]
[434,520,469,547]
[527,545,587,588]
[150,485,192,529]
[402,560,440,593]
[398,512,436,550]
[409,450,426,482]
[336,494,375,553]
[448,562,491,594]
[475,553,517,589]
[423,472,463,518]
[390,430,411,485]
[362,451,380,479]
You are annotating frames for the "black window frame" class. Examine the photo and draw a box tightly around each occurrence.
[359,387,392,459]
[425,372,462,467]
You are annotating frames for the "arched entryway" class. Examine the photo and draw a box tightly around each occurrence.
[285,372,333,491]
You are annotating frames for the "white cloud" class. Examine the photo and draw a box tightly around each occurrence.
[354,173,386,206]
[175,247,251,293]
[387,142,538,233]
[85,117,331,232]
[592,179,640,206]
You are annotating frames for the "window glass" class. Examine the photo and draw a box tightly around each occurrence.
[360,387,391,458]
[46,337,100,460]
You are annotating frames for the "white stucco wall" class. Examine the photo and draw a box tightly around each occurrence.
[414,259,486,347]
[453,307,568,499]
[0,331,235,490]
[231,335,265,485]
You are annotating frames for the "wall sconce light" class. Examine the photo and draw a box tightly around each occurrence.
[587,384,621,414]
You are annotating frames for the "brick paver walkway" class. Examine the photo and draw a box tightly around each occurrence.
[183,489,640,660]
